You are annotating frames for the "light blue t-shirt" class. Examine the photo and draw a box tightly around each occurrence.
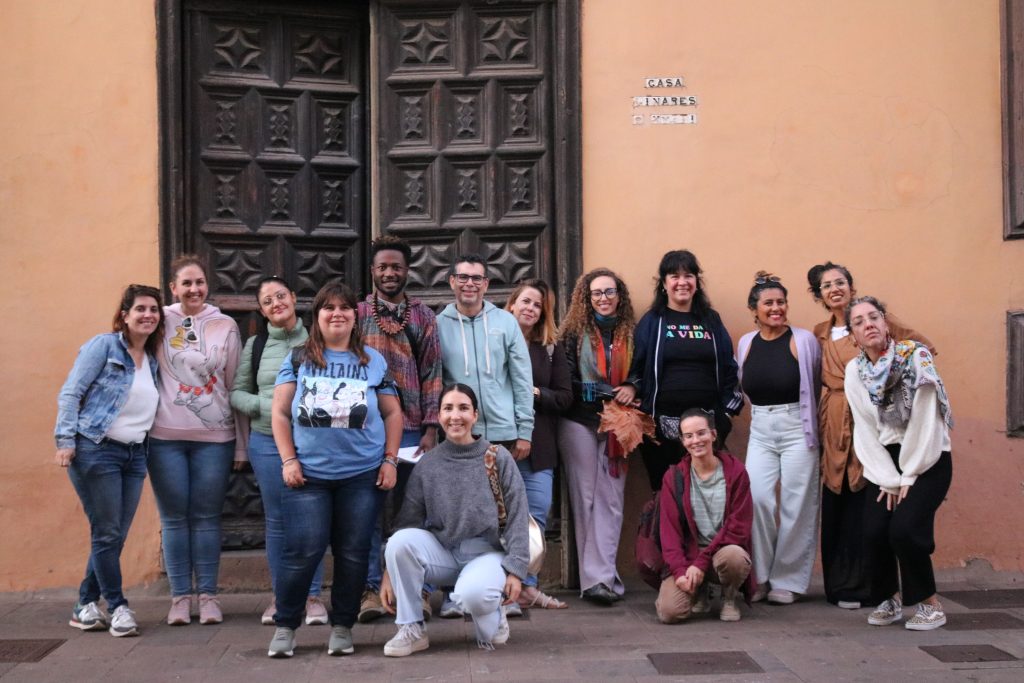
[276,347,396,480]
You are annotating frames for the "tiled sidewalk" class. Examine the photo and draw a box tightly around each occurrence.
[1,573,1023,682]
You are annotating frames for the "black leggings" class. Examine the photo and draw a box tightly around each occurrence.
[861,446,952,606]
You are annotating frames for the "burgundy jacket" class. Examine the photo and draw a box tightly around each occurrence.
[658,450,757,601]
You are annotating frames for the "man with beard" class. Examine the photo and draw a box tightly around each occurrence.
[434,253,535,617]
[356,236,443,623]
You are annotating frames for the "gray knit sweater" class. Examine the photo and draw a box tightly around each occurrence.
[394,437,531,579]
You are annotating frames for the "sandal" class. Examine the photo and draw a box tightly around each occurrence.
[518,586,569,609]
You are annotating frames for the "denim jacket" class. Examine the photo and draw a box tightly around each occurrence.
[55,333,160,448]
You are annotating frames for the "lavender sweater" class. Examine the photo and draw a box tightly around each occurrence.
[393,437,531,579]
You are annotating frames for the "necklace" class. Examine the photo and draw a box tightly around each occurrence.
[371,294,411,336]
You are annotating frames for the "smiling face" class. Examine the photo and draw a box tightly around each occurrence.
[510,286,544,332]
[449,261,489,314]
[679,415,717,460]
[588,275,620,317]
[754,287,789,331]
[258,281,297,330]
[663,270,698,312]
[170,264,209,316]
[372,248,409,301]
[820,268,854,315]
[317,296,355,345]
[122,295,162,340]
[439,389,479,444]
[849,301,889,356]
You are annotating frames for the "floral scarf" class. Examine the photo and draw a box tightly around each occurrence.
[856,339,953,430]
[578,317,634,477]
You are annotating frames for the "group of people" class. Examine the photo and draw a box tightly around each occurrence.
[53,243,954,658]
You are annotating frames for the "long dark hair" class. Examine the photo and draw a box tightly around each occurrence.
[112,284,165,356]
[304,281,368,368]
[650,250,719,323]
[806,261,855,308]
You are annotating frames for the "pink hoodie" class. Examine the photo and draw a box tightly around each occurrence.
[151,303,246,459]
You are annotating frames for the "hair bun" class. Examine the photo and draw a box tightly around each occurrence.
[754,270,772,281]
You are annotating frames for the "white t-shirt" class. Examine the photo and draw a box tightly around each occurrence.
[831,325,850,341]
[106,364,160,444]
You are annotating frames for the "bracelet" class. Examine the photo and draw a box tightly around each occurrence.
[381,459,398,469]
[281,457,298,468]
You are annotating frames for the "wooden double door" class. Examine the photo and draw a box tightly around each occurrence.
[161,0,579,548]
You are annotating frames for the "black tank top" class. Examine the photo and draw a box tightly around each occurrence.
[741,328,800,406]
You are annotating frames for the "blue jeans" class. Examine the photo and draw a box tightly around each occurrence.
[147,438,234,596]
[516,460,554,587]
[67,436,148,611]
[275,468,382,630]
[249,431,324,596]
[366,430,420,591]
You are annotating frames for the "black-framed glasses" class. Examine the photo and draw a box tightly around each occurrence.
[589,287,618,300]
[754,275,781,285]
[453,273,487,284]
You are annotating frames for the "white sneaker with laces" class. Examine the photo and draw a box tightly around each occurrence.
[492,606,510,645]
[867,597,904,626]
[384,622,429,657]
[69,601,108,631]
[905,602,946,631]
[108,605,139,637]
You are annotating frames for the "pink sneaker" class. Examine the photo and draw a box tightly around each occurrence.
[305,596,328,625]
[199,593,223,624]
[167,595,192,625]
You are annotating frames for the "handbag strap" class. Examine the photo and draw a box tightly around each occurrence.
[484,445,508,530]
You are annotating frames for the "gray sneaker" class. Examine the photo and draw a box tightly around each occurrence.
[108,605,139,637]
[384,622,429,657]
[327,625,354,656]
[439,594,464,619]
[69,601,108,631]
[267,627,296,658]
[867,597,904,626]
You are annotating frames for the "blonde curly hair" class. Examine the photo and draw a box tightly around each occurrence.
[558,267,635,344]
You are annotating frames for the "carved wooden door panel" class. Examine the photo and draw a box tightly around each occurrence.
[182,0,367,548]
[375,0,556,306]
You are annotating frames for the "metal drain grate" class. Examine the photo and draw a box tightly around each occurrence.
[941,589,1024,609]
[945,611,1024,631]
[0,639,65,663]
[920,644,1020,663]
[647,651,764,676]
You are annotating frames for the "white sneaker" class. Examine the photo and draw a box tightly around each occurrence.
[837,600,862,610]
[384,622,429,657]
[868,597,904,626]
[108,605,139,637]
[492,606,510,645]
[261,600,276,626]
[905,602,946,631]
[69,601,108,631]
[767,589,795,605]
[439,594,464,619]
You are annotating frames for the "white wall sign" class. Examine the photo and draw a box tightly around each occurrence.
[633,76,698,126]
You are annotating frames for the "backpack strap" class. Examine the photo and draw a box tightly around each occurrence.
[674,466,685,527]
[251,326,270,377]
[484,445,507,530]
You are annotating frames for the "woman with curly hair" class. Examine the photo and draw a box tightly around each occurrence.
[557,268,636,605]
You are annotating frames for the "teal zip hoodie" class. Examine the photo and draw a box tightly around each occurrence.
[229,319,308,436]
[437,301,534,443]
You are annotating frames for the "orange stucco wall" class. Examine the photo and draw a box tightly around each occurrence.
[0,1,163,590]
[1,0,1020,594]
[584,0,1024,571]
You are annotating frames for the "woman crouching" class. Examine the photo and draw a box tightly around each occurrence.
[380,383,529,656]
[656,408,755,624]
[844,296,953,630]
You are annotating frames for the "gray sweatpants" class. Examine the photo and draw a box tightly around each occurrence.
[386,529,505,644]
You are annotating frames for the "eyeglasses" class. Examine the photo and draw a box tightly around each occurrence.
[589,288,618,300]
[754,275,781,285]
[260,290,291,308]
[820,278,848,292]
[851,311,885,327]
[453,273,487,284]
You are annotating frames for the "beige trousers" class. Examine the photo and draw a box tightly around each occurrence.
[655,545,751,624]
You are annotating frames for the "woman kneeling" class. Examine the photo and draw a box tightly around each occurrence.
[656,409,756,624]
[381,383,530,656]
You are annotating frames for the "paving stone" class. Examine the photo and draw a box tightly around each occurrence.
[647,650,764,675]
[942,590,1024,610]
[945,611,1024,631]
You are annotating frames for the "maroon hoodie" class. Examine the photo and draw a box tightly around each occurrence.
[658,450,757,602]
